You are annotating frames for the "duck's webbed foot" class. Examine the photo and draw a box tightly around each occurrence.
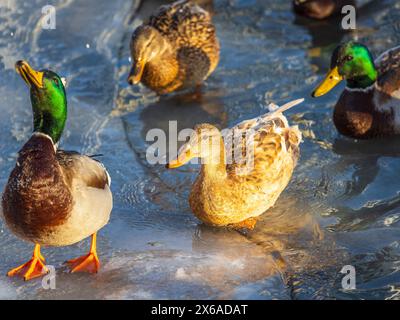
[65,233,100,274]
[230,217,258,231]
[7,244,49,281]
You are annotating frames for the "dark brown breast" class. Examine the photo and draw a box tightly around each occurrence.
[2,133,73,241]
[333,89,395,139]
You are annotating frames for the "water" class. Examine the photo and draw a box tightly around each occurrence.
[0,0,399,299]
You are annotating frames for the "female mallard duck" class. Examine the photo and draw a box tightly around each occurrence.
[293,0,356,20]
[312,41,400,139]
[1,61,113,280]
[166,99,303,229]
[127,0,220,94]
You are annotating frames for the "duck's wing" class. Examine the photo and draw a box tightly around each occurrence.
[149,1,211,35]
[53,150,112,243]
[225,115,301,178]
[56,150,111,190]
[224,100,303,184]
[149,1,217,46]
[375,46,400,98]
[148,0,219,77]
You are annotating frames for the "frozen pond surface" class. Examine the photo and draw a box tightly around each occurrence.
[0,0,399,299]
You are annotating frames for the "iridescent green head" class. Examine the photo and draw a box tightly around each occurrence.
[15,60,67,144]
[312,42,378,97]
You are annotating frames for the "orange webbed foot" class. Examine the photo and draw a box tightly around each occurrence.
[231,217,258,231]
[66,252,100,274]
[66,233,100,274]
[7,244,49,281]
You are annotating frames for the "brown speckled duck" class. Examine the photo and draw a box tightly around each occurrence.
[166,99,303,230]
[312,42,400,139]
[293,0,356,20]
[128,0,220,94]
[1,61,113,280]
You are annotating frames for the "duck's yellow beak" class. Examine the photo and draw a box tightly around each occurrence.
[312,67,343,97]
[166,147,194,169]
[127,58,145,85]
[15,60,44,89]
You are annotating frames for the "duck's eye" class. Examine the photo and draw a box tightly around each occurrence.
[345,55,353,61]
[53,78,59,86]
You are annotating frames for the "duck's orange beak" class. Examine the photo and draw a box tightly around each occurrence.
[312,66,343,97]
[127,58,145,85]
[166,146,195,169]
[15,60,44,89]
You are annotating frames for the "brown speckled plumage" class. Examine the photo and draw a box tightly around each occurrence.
[130,0,219,94]
[333,46,400,139]
[187,113,302,228]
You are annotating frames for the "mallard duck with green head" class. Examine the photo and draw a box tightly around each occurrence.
[1,61,113,280]
[312,42,400,139]
[127,0,220,94]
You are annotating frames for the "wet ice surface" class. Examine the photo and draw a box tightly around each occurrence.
[0,0,400,299]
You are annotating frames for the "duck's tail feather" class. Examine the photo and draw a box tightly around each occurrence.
[264,99,304,155]
[262,98,304,123]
